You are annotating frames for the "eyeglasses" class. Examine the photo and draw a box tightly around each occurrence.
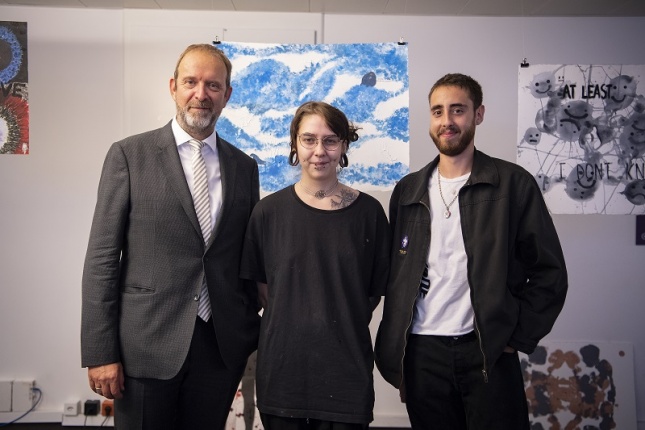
[298,134,342,150]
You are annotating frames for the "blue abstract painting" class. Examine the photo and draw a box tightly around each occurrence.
[217,42,410,193]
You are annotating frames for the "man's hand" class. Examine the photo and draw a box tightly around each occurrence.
[88,362,125,399]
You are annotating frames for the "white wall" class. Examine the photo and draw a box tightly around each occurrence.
[0,5,124,423]
[0,5,644,428]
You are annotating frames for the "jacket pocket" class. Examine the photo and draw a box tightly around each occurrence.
[122,285,155,294]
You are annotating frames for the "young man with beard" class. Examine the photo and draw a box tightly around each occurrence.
[375,73,568,429]
[81,44,260,429]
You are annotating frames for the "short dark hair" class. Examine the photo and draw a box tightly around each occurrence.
[173,44,232,89]
[429,73,483,110]
[288,101,359,167]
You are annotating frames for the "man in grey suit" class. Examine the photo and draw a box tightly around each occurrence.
[81,44,260,429]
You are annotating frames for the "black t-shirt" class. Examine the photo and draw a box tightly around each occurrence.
[240,185,390,424]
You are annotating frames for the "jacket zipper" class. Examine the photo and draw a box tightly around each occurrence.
[399,294,417,389]
[459,181,489,384]
[399,199,432,388]
[473,317,489,383]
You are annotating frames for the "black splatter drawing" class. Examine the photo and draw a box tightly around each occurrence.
[522,344,624,430]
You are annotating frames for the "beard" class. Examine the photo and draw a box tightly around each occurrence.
[430,124,475,157]
[176,102,219,134]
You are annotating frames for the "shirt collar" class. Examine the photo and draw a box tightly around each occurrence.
[171,117,217,151]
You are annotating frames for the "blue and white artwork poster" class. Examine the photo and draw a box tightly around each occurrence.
[517,64,645,214]
[217,42,410,194]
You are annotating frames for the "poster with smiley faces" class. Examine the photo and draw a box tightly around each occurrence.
[518,64,645,214]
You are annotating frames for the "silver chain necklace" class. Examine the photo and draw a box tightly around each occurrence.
[299,179,340,199]
[437,166,468,219]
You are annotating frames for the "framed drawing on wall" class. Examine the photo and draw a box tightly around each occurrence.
[522,341,637,429]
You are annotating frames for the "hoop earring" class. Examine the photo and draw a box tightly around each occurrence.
[288,149,299,166]
[340,153,348,168]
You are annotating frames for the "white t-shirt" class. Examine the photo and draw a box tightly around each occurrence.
[411,168,474,336]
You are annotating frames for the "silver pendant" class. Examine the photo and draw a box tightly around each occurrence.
[444,209,451,218]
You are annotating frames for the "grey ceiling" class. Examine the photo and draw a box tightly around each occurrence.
[1,0,644,17]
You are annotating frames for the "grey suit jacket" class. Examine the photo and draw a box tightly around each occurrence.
[81,121,260,379]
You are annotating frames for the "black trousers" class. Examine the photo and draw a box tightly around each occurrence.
[404,333,529,430]
[114,317,245,430]
[260,414,367,430]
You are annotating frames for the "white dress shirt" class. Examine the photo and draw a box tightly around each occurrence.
[172,118,223,237]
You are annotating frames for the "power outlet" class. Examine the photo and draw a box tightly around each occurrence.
[64,400,81,416]
[0,381,12,412]
[11,380,35,412]
[84,399,100,416]
[101,399,114,416]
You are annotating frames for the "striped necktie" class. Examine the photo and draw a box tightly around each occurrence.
[188,139,212,321]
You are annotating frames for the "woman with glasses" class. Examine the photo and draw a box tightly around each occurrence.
[240,101,390,430]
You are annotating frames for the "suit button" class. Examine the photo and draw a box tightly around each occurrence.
[194,295,199,301]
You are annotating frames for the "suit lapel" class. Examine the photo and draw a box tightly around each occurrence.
[211,134,237,243]
[157,123,204,240]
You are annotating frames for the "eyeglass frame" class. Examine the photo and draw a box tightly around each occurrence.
[297,133,344,150]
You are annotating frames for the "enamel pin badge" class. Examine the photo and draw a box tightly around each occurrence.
[399,235,409,255]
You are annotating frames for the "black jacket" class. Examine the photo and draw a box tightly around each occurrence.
[375,149,568,388]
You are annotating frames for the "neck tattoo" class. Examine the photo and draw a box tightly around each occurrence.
[299,179,340,199]
[437,166,468,219]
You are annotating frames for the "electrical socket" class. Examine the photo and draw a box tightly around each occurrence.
[0,381,12,412]
[84,399,100,416]
[64,400,81,416]
[11,380,35,412]
[101,399,114,416]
